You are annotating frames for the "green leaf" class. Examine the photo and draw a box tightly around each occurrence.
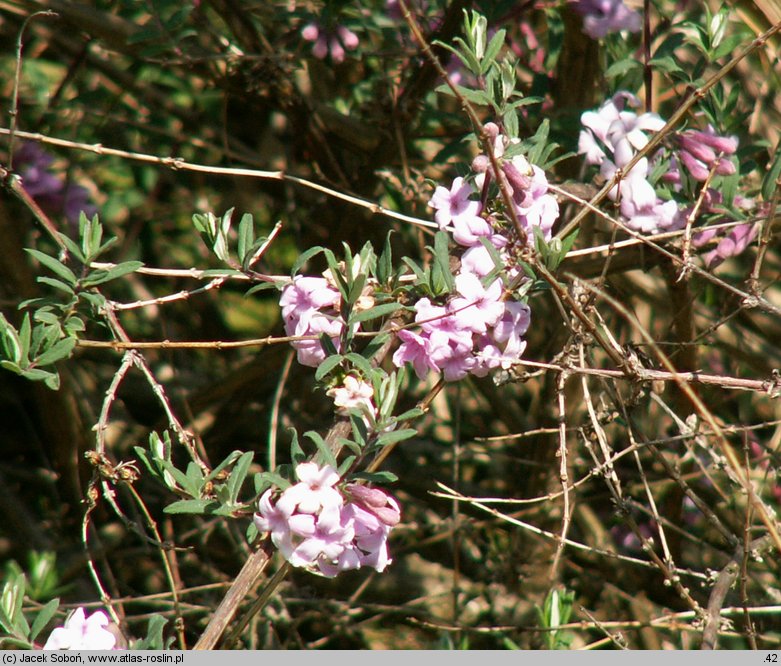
[36,276,76,296]
[349,302,402,325]
[343,352,373,378]
[377,231,394,286]
[482,29,506,72]
[361,331,391,362]
[163,499,220,514]
[375,428,418,447]
[245,281,282,296]
[289,429,306,465]
[349,470,399,484]
[434,83,492,107]
[337,455,356,477]
[432,230,455,293]
[204,450,243,483]
[237,214,254,265]
[56,233,85,264]
[25,249,79,286]
[226,451,254,504]
[0,315,22,363]
[393,407,425,421]
[304,431,337,469]
[291,246,325,277]
[82,261,144,286]
[314,353,344,381]
[255,470,291,492]
[337,437,362,456]
[648,56,684,76]
[34,337,76,367]
[762,140,781,202]
[30,598,60,641]
[434,39,480,76]
[605,58,641,79]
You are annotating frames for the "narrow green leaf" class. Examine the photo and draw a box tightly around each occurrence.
[350,470,399,484]
[35,337,76,367]
[245,281,282,296]
[204,450,243,483]
[481,29,506,71]
[289,429,306,465]
[30,598,60,641]
[36,276,76,296]
[226,451,254,504]
[56,233,85,263]
[25,249,78,286]
[377,231,393,286]
[349,302,402,325]
[163,499,219,514]
[314,353,343,381]
[343,352,373,378]
[304,430,338,469]
[361,331,391,361]
[291,246,325,277]
[238,214,254,264]
[394,407,425,421]
[375,428,418,447]
[81,260,144,287]
[762,141,781,202]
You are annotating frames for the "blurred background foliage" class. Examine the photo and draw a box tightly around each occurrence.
[2,0,781,650]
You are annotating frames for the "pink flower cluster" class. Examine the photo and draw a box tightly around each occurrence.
[393,168,534,382]
[571,0,642,39]
[579,92,682,234]
[254,462,400,577]
[468,123,560,245]
[13,142,97,225]
[280,276,343,367]
[302,23,359,63]
[42,608,118,650]
[666,127,738,184]
[693,221,758,269]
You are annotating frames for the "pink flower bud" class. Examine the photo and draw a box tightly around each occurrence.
[471,154,490,173]
[678,150,711,181]
[502,161,532,197]
[346,484,401,526]
[676,132,717,165]
[337,26,359,50]
[714,157,736,176]
[301,23,319,41]
[483,122,500,140]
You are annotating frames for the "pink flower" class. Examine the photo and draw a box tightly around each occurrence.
[571,0,642,39]
[280,276,340,324]
[327,375,375,416]
[451,274,505,334]
[285,311,344,368]
[43,608,117,650]
[277,462,343,516]
[429,177,482,229]
[301,23,359,63]
[460,244,498,278]
[392,328,438,380]
[493,301,531,366]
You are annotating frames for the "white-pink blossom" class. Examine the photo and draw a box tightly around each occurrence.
[254,463,401,577]
[43,608,117,650]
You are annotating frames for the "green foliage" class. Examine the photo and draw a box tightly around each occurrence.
[537,587,575,650]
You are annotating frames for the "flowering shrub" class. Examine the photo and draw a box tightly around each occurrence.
[2,0,780,652]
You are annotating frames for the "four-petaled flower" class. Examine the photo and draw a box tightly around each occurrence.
[43,608,117,650]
